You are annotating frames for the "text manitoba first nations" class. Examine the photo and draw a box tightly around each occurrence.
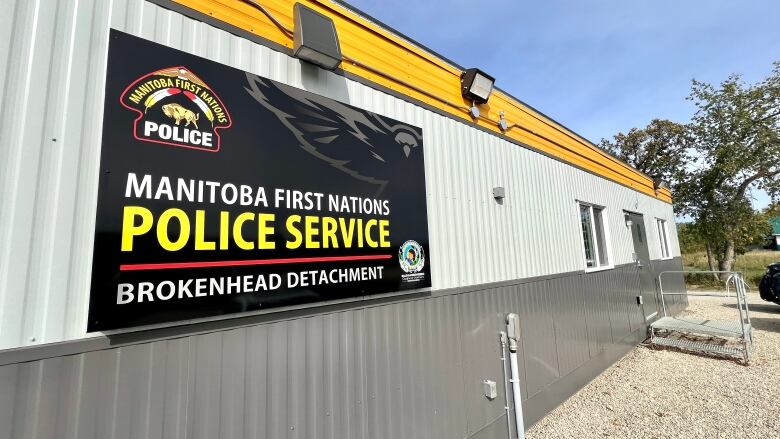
[88,31,430,330]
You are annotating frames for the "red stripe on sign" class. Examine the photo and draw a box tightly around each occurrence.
[119,254,394,271]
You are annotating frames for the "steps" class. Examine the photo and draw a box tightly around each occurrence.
[652,271,753,364]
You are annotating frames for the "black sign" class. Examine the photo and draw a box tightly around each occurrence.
[88,30,430,331]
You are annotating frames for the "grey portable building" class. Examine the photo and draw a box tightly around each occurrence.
[0,0,685,438]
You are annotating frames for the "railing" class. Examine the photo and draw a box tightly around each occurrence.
[655,270,753,363]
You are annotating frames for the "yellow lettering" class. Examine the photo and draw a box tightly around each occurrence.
[305,215,320,249]
[286,215,302,249]
[379,220,390,247]
[338,217,355,247]
[258,213,275,249]
[322,216,338,248]
[232,212,254,250]
[194,210,215,250]
[121,206,153,251]
[219,211,229,250]
[365,219,378,248]
[356,218,364,248]
[157,208,190,251]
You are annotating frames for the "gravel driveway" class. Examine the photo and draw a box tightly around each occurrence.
[526,293,780,438]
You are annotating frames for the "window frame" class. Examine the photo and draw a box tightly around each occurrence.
[656,218,672,260]
[577,201,614,272]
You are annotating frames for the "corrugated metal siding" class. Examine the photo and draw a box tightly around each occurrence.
[0,0,679,350]
[0,301,460,439]
[0,298,472,439]
[1,260,681,439]
[651,257,688,316]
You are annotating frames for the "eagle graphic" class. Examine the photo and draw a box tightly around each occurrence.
[244,73,422,196]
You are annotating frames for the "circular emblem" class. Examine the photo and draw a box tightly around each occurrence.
[398,240,425,273]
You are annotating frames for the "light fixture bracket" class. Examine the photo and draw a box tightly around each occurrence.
[469,102,480,119]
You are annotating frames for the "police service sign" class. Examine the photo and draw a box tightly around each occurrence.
[88,31,431,331]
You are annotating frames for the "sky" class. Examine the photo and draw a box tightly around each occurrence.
[346,0,780,208]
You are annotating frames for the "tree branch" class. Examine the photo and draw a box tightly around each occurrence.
[733,168,780,200]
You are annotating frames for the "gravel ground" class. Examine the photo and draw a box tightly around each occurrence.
[526,293,780,438]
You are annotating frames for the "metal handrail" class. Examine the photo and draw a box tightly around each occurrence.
[656,270,753,363]
[657,270,745,317]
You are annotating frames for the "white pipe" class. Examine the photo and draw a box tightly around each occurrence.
[506,314,526,439]
[499,332,514,439]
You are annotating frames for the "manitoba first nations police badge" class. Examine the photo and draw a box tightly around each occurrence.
[120,66,231,152]
[398,240,426,283]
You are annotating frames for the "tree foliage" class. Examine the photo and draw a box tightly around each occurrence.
[600,118,692,191]
[604,61,780,272]
[679,62,780,271]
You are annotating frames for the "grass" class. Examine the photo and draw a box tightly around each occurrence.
[682,250,780,289]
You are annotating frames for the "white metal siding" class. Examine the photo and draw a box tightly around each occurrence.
[0,0,679,350]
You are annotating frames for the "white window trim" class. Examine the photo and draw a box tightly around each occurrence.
[577,201,615,272]
[656,218,673,260]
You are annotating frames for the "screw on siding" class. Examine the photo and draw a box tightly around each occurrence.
[30,337,36,342]
[51,138,56,142]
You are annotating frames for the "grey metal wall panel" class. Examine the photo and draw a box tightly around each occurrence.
[620,265,645,333]
[457,288,509,436]
[651,258,687,316]
[583,272,614,358]
[605,268,632,343]
[1,0,681,350]
[0,258,683,439]
[550,276,590,377]
[0,298,472,439]
[515,282,559,398]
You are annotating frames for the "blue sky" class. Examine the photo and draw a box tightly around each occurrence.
[347,0,780,208]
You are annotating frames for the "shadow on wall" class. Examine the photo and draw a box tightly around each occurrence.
[300,61,350,102]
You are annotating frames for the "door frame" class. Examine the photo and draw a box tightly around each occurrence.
[625,211,658,322]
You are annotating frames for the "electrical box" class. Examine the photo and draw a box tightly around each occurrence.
[492,186,505,200]
[483,380,498,400]
[506,313,520,340]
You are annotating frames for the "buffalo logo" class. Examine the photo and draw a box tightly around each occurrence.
[120,66,231,152]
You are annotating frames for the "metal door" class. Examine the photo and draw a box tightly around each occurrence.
[627,213,658,320]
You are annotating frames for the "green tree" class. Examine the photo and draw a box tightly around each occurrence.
[679,62,780,273]
[677,222,706,254]
[600,118,692,190]
[603,62,780,276]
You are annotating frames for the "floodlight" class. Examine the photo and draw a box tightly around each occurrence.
[461,68,495,104]
[293,3,342,71]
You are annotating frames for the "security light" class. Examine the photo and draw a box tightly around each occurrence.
[293,3,342,71]
[461,68,495,104]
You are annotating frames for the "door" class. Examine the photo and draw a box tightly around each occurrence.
[627,212,658,321]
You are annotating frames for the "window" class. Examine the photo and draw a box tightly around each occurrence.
[579,203,612,269]
[656,218,671,259]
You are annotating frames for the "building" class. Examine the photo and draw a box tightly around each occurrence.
[0,1,686,438]
[770,217,780,250]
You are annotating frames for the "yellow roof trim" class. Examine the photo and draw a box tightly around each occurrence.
[171,0,672,202]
